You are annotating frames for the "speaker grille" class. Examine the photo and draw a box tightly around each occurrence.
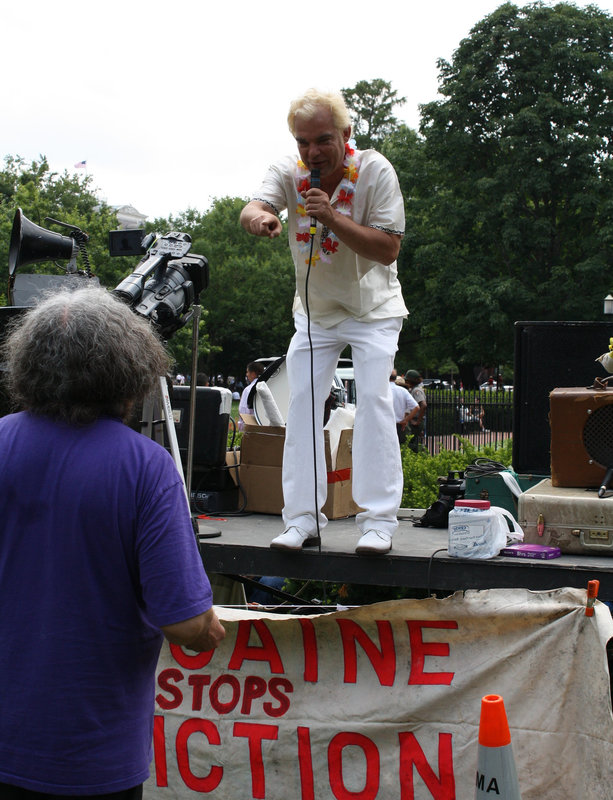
[583,405,613,467]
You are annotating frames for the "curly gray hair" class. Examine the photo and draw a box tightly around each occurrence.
[2,286,171,424]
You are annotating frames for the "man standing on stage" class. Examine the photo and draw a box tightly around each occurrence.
[240,88,407,554]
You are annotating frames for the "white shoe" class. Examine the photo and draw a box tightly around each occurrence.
[355,530,392,555]
[270,526,321,550]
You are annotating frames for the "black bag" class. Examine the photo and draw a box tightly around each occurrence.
[414,471,466,529]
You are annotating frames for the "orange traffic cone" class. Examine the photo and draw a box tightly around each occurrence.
[475,694,522,799]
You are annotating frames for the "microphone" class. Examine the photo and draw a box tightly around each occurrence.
[309,168,320,237]
[598,465,613,497]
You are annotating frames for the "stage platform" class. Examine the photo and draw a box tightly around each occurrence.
[197,510,613,600]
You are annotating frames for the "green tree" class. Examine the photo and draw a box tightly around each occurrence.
[404,2,613,375]
[0,155,130,301]
[194,198,296,378]
[162,313,218,376]
[0,160,294,375]
[152,198,296,377]
[381,125,446,370]
[341,79,406,150]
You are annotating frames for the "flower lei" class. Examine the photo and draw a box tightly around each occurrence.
[295,142,360,265]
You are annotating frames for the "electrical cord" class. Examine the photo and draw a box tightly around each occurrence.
[464,458,509,478]
[303,178,329,604]
[227,413,238,451]
[304,224,322,555]
[72,229,92,277]
[225,574,317,607]
[427,547,449,597]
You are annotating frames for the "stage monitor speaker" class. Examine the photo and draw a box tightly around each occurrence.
[513,321,613,475]
[549,387,613,487]
[126,385,232,492]
[169,385,231,470]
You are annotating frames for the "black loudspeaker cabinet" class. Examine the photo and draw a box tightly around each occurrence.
[126,385,234,495]
[167,385,234,495]
[11,274,99,306]
[513,321,613,474]
[169,385,232,470]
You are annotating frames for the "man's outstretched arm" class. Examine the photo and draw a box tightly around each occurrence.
[240,200,283,239]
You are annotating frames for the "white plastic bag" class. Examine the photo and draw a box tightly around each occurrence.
[448,505,524,559]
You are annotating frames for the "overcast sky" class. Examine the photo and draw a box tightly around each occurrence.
[2,0,612,221]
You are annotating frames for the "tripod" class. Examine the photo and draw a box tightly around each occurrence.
[139,304,221,539]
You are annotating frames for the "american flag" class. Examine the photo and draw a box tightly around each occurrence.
[74,160,87,169]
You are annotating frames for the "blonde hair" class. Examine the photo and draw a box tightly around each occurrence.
[287,88,351,135]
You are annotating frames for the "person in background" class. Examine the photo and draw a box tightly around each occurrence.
[404,369,428,453]
[238,361,265,429]
[240,88,407,555]
[458,398,486,431]
[0,287,225,799]
[390,373,419,445]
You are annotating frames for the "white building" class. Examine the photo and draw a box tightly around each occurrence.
[111,204,148,229]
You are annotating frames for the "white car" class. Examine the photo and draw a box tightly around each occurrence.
[479,382,513,392]
[253,356,350,424]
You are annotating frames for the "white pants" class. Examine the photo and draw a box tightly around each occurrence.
[282,313,403,537]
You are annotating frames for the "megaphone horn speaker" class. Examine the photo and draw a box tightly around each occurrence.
[8,208,77,277]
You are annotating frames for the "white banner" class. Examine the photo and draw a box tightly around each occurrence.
[145,588,613,799]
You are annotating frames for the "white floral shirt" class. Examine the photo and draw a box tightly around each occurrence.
[252,149,408,328]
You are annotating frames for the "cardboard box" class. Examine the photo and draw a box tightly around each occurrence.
[225,448,241,487]
[239,424,359,519]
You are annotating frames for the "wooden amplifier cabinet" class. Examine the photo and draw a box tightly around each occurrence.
[550,387,613,487]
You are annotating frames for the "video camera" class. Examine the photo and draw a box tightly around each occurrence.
[109,228,209,339]
[6,209,208,340]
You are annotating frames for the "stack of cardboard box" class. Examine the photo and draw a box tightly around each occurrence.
[236,424,359,519]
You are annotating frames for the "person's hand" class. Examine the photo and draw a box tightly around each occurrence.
[303,187,335,227]
[197,609,226,651]
[161,607,226,652]
[247,210,282,238]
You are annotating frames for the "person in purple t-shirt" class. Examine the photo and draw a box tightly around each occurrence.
[0,287,225,800]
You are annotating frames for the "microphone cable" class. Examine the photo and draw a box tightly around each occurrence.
[304,168,322,554]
